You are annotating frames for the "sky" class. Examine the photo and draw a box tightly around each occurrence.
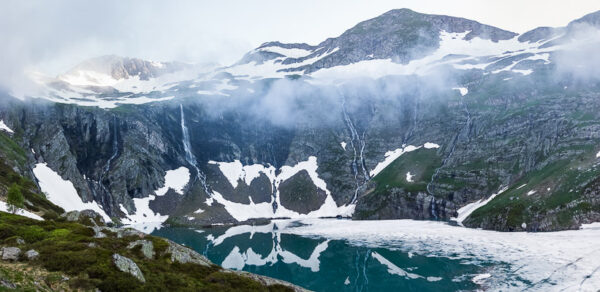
[1,0,600,78]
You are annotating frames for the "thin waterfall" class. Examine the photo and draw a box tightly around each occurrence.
[342,99,369,204]
[180,104,211,195]
[104,116,119,173]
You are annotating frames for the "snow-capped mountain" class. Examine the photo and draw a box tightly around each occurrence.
[2,9,600,232]
[30,8,600,109]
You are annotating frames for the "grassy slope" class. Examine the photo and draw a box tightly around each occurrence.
[371,148,442,194]
[465,145,600,230]
[0,213,293,292]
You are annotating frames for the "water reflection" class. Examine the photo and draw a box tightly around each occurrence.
[153,220,481,291]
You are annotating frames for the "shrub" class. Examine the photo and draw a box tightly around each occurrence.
[6,183,24,213]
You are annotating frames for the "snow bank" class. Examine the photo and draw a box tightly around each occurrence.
[0,201,43,220]
[452,186,508,225]
[33,163,111,222]
[0,120,14,133]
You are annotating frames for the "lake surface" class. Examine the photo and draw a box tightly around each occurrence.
[153,220,488,291]
[152,219,600,291]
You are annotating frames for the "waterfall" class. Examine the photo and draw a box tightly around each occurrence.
[342,100,369,204]
[104,116,119,173]
[98,116,119,198]
[427,95,472,196]
[180,104,211,195]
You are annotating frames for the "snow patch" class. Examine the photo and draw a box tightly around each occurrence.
[154,167,190,196]
[340,141,347,150]
[406,172,415,183]
[33,163,111,222]
[0,120,14,133]
[527,190,536,196]
[452,186,509,225]
[370,142,440,177]
[208,156,355,221]
[0,201,43,220]
[452,87,468,96]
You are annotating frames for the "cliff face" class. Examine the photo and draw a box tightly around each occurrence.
[2,64,600,232]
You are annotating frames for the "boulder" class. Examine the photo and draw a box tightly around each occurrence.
[165,240,211,266]
[1,247,21,261]
[127,240,155,259]
[24,249,39,260]
[61,210,106,226]
[112,254,145,283]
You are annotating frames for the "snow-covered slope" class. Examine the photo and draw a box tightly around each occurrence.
[26,8,600,108]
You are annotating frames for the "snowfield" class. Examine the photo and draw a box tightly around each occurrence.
[33,163,112,222]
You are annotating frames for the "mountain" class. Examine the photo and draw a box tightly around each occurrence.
[2,8,600,232]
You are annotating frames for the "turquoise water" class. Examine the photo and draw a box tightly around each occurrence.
[153,220,488,291]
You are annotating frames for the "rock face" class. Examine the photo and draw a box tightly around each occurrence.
[112,254,145,283]
[1,247,21,261]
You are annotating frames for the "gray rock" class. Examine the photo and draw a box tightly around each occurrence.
[62,210,106,226]
[127,240,155,259]
[112,254,145,283]
[1,247,21,261]
[15,237,25,245]
[230,270,310,292]
[165,240,211,266]
[24,249,39,260]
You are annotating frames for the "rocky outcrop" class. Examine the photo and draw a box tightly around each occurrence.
[112,254,145,283]
[164,240,211,266]
[127,240,154,259]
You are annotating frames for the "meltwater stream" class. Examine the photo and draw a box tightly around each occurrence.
[153,219,600,292]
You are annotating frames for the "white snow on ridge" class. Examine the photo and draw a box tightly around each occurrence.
[405,172,414,183]
[311,31,548,81]
[281,218,600,291]
[452,186,508,225]
[32,163,111,222]
[0,201,43,220]
[155,167,190,196]
[258,46,312,59]
[340,141,347,150]
[0,120,14,133]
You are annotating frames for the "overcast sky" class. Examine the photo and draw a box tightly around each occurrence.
[2,0,600,77]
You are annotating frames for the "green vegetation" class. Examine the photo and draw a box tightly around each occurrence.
[372,148,442,193]
[0,212,294,292]
[0,132,27,168]
[466,145,600,230]
[6,183,24,213]
[0,157,64,219]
